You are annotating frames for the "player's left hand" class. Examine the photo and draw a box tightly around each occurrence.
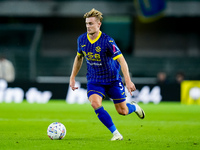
[126,81,136,96]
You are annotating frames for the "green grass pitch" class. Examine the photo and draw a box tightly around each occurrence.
[0,100,200,150]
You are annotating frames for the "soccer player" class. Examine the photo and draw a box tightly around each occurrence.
[70,8,145,141]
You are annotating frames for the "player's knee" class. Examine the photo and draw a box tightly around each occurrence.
[91,101,101,109]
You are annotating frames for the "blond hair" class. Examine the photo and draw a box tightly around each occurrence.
[83,8,103,22]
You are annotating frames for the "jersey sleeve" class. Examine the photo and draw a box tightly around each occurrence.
[107,37,122,60]
[77,36,84,56]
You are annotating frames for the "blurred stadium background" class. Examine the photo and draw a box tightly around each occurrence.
[0,0,200,102]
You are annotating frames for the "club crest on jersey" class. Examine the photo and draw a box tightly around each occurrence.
[95,46,101,52]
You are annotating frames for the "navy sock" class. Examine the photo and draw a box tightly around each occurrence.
[95,106,116,133]
[126,103,136,114]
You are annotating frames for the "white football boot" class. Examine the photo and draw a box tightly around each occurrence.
[131,101,145,119]
[111,133,123,141]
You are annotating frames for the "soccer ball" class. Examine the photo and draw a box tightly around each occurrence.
[47,122,66,140]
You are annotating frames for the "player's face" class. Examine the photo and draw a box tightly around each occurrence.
[85,17,101,35]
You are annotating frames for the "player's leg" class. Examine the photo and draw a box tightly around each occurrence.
[87,83,122,141]
[114,100,145,119]
[114,101,134,115]
[89,94,116,133]
[89,94,102,109]
[88,94,123,141]
[108,81,145,118]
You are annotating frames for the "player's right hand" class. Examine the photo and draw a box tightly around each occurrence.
[70,78,78,91]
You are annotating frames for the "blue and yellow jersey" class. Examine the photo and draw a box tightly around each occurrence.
[77,31,122,83]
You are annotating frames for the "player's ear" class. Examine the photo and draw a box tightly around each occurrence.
[98,22,102,28]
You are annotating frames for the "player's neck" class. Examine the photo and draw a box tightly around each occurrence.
[88,30,100,40]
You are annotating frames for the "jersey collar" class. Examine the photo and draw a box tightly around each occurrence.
[87,31,102,44]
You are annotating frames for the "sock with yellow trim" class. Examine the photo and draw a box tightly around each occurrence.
[95,106,116,133]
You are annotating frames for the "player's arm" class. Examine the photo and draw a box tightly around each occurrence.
[116,55,136,95]
[70,54,84,91]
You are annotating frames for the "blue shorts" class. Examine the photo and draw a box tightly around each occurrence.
[87,81,126,104]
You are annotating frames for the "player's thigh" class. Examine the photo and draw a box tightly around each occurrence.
[87,82,105,109]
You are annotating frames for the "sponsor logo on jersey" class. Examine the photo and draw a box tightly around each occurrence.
[81,45,86,47]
